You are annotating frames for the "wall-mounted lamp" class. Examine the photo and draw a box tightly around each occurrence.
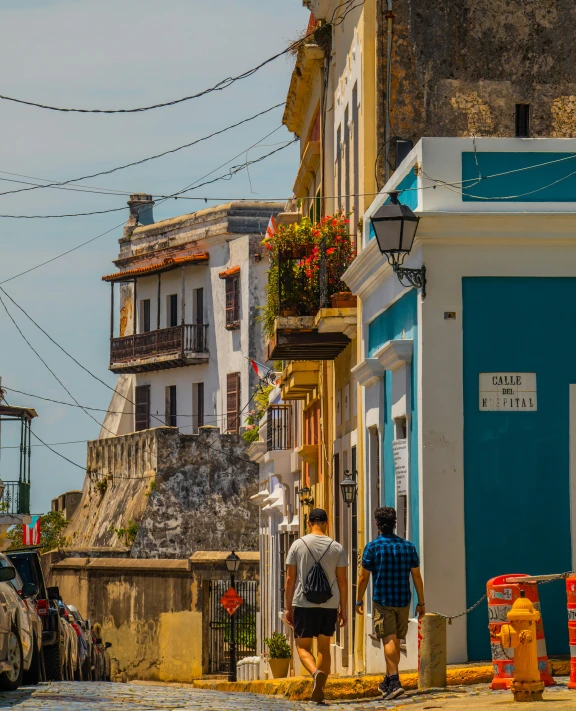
[370,191,426,298]
[298,486,315,507]
[340,470,358,507]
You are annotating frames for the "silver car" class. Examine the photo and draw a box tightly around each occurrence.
[0,556,42,690]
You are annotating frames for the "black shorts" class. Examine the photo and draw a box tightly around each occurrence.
[293,606,338,639]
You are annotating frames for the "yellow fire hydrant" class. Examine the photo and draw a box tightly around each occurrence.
[496,590,544,702]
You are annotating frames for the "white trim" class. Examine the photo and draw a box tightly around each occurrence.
[351,358,384,388]
[374,340,413,371]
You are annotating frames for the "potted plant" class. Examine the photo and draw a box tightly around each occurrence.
[330,291,357,308]
[264,631,292,678]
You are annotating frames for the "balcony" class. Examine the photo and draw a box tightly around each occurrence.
[266,405,292,451]
[263,213,356,362]
[110,324,209,374]
[0,481,31,516]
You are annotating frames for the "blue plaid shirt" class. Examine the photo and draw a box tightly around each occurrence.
[361,533,420,608]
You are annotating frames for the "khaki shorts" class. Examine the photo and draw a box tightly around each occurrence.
[373,602,410,640]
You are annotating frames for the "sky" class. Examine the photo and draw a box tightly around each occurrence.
[0,0,305,512]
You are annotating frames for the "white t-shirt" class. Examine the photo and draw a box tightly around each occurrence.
[286,534,348,609]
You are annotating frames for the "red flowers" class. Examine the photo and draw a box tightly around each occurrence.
[326,247,336,255]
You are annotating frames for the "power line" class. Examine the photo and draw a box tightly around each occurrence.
[0,292,114,436]
[0,103,285,199]
[0,139,297,219]
[0,26,323,114]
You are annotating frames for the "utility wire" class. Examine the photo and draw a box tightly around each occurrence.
[0,103,285,199]
[0,25,325,114]
[0,293,114,436]
[0,139,297,219]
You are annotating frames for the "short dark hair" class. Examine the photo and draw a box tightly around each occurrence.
[375,507,397,533]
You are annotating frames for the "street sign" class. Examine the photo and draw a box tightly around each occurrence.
[220,586,243,616]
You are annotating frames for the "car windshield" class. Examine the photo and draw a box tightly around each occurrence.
[7,556,34,587]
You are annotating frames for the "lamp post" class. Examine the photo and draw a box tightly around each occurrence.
[369,191,426,298]
[340,470,358,508]
[225,551,241,682]
[297,486,315,508]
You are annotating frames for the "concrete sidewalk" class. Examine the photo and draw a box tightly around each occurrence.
[193,660,571,702]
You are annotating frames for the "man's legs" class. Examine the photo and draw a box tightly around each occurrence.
[382,634,400,676]
[316,634,331,676]
[295,637,317,675]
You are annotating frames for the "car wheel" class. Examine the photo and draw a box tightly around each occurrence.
[22,640,41,686]
[44,643,64,681]
[0,626,24,691]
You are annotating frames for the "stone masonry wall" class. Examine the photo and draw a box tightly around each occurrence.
[377,0,576,178]
[131,428,259,558]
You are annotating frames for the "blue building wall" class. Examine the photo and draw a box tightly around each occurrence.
[462,277,574,661]
[368,289,419,553]
[462,152,576,202]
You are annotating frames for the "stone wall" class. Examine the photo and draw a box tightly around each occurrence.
[377,0,576,176]
[45,552,259,682]
[64,427,259,558]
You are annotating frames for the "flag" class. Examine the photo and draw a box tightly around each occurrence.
[265,215,277,241]
[23,516,41,546]
[250,359,278,385]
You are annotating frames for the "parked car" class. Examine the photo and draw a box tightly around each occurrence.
[6,549,65,681]
[67,605,93,681]
[92,623,112,682]
[57,600,79,680]
[0,555,42,690]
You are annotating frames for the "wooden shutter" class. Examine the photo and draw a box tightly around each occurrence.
[226,373,240,433]
[225,277,239,327]
[142,299,151,333]
[135,385,150,431]
[165,385,177,427]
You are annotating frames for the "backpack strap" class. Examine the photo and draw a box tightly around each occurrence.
[301,538,333,564]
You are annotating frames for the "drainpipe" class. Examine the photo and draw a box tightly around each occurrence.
[384,1,395,184]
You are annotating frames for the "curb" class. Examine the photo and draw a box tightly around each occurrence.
[192,659,571,701]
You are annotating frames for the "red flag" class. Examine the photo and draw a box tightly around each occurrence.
[250,359,278,385]
[265,215,277,241]
[23,516,41,546]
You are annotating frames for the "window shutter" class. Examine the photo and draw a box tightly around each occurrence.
[226,373,240,433]
[225,277,240,327]
[135,385,150,431]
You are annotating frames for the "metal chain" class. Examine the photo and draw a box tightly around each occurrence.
[428,593,487,625]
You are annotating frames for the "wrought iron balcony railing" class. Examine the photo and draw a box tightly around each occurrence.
[109,324,209,373]
[266,405,292,451]
[0,481,31,516]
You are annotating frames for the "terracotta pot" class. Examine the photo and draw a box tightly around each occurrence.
[280,307,298,317]
[330,292,357,308]
[268,657,291,679]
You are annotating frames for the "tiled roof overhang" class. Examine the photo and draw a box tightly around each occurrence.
[102,252,209,282]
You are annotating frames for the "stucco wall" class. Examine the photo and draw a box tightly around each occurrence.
[46,554,259,682]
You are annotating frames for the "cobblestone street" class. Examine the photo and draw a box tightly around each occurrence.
[0,681,572,710]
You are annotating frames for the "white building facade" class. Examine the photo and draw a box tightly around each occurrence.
[101,195,284,438]
[345,137,576,669]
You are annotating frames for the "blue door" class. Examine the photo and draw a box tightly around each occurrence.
[463,277,574,661]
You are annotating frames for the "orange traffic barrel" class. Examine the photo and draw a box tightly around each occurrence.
[567,575,576,690]
[487,574,555,690]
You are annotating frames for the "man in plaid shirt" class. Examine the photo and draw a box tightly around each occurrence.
[356,507,425,700]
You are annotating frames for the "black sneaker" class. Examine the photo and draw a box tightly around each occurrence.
[378,676,390,698]
[387,679,405,700]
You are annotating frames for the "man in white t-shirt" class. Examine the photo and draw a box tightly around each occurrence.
[285,508,348,704]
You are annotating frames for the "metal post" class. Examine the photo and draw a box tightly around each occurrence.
[228,572,237,682]
[133,278,138,357]
[157,273,161,330]
[110,282,115,340]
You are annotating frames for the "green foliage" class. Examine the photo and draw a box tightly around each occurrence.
[7,511,70,553]
[264,631,292,659]
[242,383,274,444]
[109,519,139,546]
[95,479,108,496]
[145,478,158,497]
[258,212,355,339]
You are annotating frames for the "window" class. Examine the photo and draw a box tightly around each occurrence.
[225,277,240,329]
[193,382,204,433]
[165,385,177,427]
[141,299,151,333]
[135,385,150,431]
[167,294,178,328]
[226,373,241,433]
[516,104,530,138]
[194,288,204,325]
